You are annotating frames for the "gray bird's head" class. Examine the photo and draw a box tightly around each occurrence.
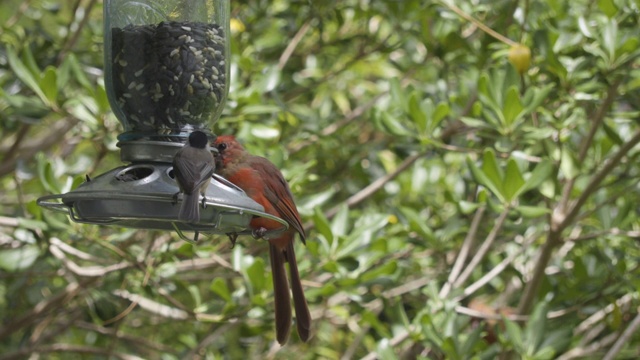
[188,131,209,149]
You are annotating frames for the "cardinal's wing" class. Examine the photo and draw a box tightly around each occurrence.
[250,157,306,242]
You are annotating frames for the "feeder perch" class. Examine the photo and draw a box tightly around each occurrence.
[37,0,288,241]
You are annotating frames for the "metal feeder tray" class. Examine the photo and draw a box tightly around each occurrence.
[37,162,288,243]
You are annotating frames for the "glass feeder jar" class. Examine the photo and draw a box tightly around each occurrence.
[104,0,230,141]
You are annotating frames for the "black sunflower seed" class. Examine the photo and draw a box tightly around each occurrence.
[111,21,227,135]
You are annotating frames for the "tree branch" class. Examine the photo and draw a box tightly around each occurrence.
[458,231,536,301]
[0,278,97,341]
[453,205,510,288]
[0,117,80,178]
[559,128,640,231]
[602,308,640,360]
[437,0,517,46]
[557,79,623,223]
[0,344,143,360]
[278,19,312,70]
[516,229,561,314]
[439,205,486,298]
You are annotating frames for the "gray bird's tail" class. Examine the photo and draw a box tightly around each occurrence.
[179,193,200,223]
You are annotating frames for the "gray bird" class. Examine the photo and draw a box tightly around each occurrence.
[172,131,215,223]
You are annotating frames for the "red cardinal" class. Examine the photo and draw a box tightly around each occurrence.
[213,135,311,344]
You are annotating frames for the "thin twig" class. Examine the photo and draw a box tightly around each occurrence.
[49,243,131,277]
[603,309,640,360]
[1,0,31,30]
[340,324,372,360]
[49,238,109,262]
[516,229,561,314]
[0,118,80,177]
[559,128,640,231]
[453,206,511,287]
[439,205,486,298]
[278,19,312,70]
[574,294,634,335]
[111,289,189,320]
[0,278,97,341]
[455,305,528,322]
[289,92,387,154]
[304,150,428,230]
[458,240,525,300]
[518,95,637,315]
[437,0,517,46]
[0,344,143,360]
[75,321,178,355]
[181,321,238,360]
[56,0,98,65]
[1,124,31,165]
[570,228,640,242]
[360,327,416,360]
[556,333,619,360]
[558,79,622,217]
[327,151,428,220]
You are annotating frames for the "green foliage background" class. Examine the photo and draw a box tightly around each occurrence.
[1,0,640,359]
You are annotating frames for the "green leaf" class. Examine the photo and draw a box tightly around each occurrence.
[4,95,50,118]
[598,0,618,17]
[0,245,40,272]
[608,302,622,330]
[40,66,58,106]
[482,148,503,187]
[459,116,491,129]
[240,104,281,115]
[331,204,350,238]
[375,338,399,360]
[525,301,548,352]
[210,277,232,302]
[389,77,405,112]
[467,155,505,202]
[313,207,333,246]
[187,285,202,307]
[380,111,412,136]
[503,158,526,201]
[523,84,553,114]
[94,84,111,113]
[504,317,524,351]
[408,92,427,133]
[602,121,623,145]
[533,347,556,360]
[360,260,397,282]
[67,54,93,91]
[503,86,523,127]
[517,205,551,218]
[459,200,480,214]
[522,160,554,193]
[461,322,483,355]
[37,153,61,194]
[560,148,579,179]
[441,337,460,360]
[432,101,450,129]
[245,257,266,293]
[602,19,617,61]
[400,207,435,243]
[6,47,49,106]
[248,123,280,139]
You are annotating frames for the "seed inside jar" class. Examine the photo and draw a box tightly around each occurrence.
[111,21,227,135]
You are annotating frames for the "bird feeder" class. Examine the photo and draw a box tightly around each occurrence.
[38,0,287,241]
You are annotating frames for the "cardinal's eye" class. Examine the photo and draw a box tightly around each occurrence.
[217,143,227,151]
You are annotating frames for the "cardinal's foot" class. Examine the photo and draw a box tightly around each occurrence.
[251,227,268,239]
